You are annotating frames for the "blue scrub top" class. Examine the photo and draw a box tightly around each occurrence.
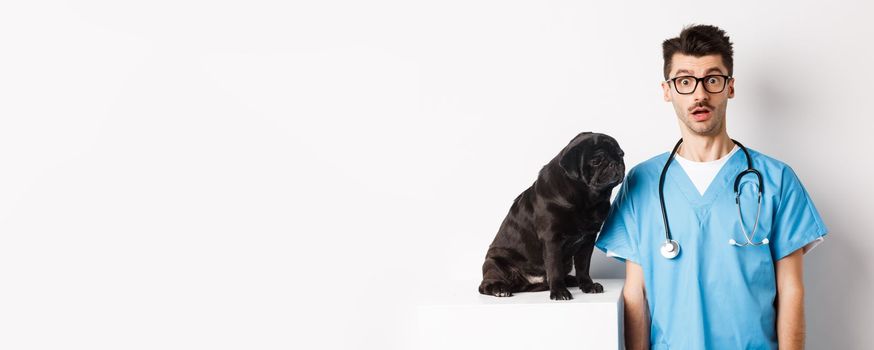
[595,147,828,350]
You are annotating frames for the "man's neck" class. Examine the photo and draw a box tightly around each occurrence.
[676,132,734,162]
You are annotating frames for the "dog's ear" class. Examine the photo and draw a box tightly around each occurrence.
[558,132,594,181]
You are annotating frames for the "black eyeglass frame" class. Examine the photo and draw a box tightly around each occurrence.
[666,74,733,95]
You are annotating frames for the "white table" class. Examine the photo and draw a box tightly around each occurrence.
[416,279,625,350]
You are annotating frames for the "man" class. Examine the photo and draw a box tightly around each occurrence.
[594,24,828,349]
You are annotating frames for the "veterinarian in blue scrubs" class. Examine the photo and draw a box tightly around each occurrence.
[595,25,828,349]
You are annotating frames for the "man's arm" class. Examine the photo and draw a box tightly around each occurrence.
[775,248,805,349]
[623,260,650,350]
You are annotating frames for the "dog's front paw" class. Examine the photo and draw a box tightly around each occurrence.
[580,281,604,294]
[492,285,513,297]
[479,281,514,297]
[550,287,573,300]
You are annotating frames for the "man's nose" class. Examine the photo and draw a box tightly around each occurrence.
[692,82,710,102]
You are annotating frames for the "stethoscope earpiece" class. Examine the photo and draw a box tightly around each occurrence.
[730,238,769,247]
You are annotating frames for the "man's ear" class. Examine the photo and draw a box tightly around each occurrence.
[727,77,735,99]
[662,81,672,102]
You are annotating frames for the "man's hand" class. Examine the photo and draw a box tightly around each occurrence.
[623,260,650,350]
[776,248,806,349]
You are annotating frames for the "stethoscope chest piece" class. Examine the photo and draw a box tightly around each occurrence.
[660,240,680,259]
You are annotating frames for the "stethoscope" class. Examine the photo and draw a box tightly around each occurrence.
[658,138,768,259]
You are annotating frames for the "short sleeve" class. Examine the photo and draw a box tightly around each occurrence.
[595,175,641,264]
[769,166,829,261]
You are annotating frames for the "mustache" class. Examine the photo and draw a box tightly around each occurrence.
[688,102,715,112]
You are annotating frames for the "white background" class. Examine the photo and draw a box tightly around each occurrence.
[1,0,872,349]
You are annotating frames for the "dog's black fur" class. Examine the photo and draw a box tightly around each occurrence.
[478,132,625,300]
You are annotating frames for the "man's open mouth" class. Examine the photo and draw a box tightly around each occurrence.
[691,108,711,121]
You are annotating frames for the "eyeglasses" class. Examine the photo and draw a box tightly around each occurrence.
[666,74,732,94]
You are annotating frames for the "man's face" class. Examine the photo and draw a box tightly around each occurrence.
[661,53,735,136]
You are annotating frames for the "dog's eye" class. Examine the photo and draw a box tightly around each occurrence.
[590,156,604,166]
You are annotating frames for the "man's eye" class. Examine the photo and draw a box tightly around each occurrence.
[679,79,691,85]
[707,77,718,84]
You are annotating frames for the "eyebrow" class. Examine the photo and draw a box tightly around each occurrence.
[673,67,726,77]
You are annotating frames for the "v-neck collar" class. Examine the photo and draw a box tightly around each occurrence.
[664,149,746,220]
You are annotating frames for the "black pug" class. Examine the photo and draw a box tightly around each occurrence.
[478,132,625,300]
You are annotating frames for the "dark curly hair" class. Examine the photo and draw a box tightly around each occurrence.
[662,24,734,80]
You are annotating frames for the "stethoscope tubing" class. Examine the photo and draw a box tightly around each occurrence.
[658,138,767,259]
